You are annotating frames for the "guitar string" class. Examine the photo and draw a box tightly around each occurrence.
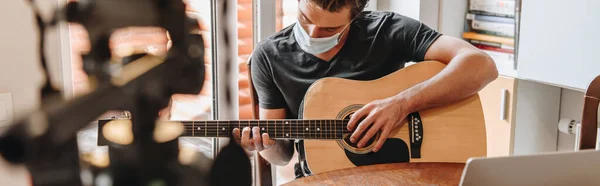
[180,126,347,133]
[180,128,348,132]
[179,132,345,138]
[178,123,350,126]
[179,133,345,137]
[174,120,351,123]
[179,134,343,139]
[179,123,347,129]
[184,128,350,134]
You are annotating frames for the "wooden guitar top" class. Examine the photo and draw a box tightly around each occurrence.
[283,162,465,186]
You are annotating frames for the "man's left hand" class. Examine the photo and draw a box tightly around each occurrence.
[346,95,410,152]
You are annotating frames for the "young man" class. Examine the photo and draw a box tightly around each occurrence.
[233,0,498,179]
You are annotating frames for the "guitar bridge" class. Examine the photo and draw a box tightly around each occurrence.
[408,112,423,158]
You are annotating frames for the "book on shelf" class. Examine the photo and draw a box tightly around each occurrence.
[482,49,514,65]
[465,0,518,73]
[463,31,514,47]
[483,49,516,76]
[473,44,513,54]
[468,38,514,53]
[466,13,515,38]
[469,0,516,18]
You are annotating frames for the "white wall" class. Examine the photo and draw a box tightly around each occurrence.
[512,80,562,155]
[377,0,440,31]
[0,0,66,185]
[556,89,587,151]
[378,0,420,20]
[378,0,469,38]
[438,0,467,38]
[0,0,45,124]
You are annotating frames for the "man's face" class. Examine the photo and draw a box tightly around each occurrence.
[297,0,352,38]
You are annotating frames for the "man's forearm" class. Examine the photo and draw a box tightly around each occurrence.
[398,50,498,114]
[259,139,295,166]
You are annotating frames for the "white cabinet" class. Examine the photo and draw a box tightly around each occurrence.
[516,0,600,91]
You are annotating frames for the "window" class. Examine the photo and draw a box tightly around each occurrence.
[68,0,216,157]
[68,0,260,181]
[66,0,375,185]
[280,0,299,30]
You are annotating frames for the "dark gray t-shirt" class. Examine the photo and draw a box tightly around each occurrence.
[250,11,442,120]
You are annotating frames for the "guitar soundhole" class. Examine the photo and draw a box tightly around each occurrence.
[342,127,377,149]
[338,114,379,153]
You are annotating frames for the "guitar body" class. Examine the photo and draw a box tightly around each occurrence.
[299,61,487,175]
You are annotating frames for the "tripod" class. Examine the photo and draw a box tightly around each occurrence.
[0,0,251,185]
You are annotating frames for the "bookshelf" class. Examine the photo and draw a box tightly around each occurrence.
[462,0,517,77]
[437,0,586,158]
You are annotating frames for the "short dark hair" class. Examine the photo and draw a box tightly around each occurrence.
[308,0,370,18]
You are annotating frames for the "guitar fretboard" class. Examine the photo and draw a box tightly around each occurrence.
[180,119,349,140]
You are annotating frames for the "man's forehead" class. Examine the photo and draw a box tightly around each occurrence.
[298,0,351,27]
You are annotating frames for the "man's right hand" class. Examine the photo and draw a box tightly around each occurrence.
[233,127,276,152]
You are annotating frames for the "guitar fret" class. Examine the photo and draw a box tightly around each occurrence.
[326,120,329,139]
[204,121,207,137]
[328,120,331,139]
[339,120,341,139]
[305,120,308,139]
[309,120,312,139]
[286,120,290,138]
[306,120,310,139]
[303,120,306,139]
[324,120,327,139]
[334,120,337,139]
[314,120,317,139]
[316,120,319,139]
[330,120,333,139]
[332,120,335,139]
[319,120,322,139]
[339,120,343,139]
[310,120,314,139]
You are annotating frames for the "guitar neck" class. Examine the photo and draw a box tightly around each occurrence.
[180,119,349,140]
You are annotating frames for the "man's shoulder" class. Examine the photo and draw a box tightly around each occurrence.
[358,11,422,26]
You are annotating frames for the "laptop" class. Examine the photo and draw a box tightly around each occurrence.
[459,149,600,186]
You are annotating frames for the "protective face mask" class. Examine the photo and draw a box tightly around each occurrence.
[293,19,350,55]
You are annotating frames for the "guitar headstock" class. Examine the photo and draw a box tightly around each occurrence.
[97,111,132,146]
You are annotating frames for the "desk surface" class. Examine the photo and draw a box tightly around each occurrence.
[283,162,466,186]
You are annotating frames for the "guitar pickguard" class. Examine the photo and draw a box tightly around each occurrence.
[342,112,422,167]
[344,138,410,166]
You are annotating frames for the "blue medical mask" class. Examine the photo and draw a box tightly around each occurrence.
[293,19,351,55]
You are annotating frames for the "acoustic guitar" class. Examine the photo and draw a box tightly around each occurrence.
[97,60,487,176]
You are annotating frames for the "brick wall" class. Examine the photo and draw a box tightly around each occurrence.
[238,0,254,119]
